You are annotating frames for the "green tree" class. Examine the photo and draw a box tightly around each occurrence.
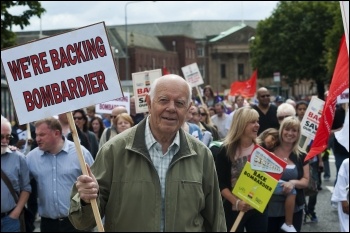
[1,1,45,49]
[251,1,343,100]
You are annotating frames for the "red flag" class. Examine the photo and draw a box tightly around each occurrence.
[162,67,170,75]
[305,34,349,161]
[230,70,257,98]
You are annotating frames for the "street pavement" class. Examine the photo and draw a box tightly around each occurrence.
[33,156,341,232]
[301,155,341,232]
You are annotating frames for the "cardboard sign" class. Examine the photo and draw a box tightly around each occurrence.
[300,96,325,143]
[181,63,204,87]
[1,22,123,124]
[96,92,130,114]
[232,145,287,213]
[132,69,162,113]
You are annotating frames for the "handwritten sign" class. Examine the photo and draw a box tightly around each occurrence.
[132,69,162,113]
[1,22,122,124]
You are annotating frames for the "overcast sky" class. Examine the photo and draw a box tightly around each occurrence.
[10,1,279,32]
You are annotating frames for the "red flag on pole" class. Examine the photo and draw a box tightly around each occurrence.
[305,34,349,161]
[162,67,170,75]
[230,70,257,98]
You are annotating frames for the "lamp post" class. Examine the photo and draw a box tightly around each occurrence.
[248,36,255,76]
[125,1,155,80]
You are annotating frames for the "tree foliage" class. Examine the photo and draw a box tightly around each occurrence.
[251,1,343,99]
[1,1,45,49]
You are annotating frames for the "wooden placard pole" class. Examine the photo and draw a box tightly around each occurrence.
[26,123,32,140]
[66,112,105,232]
[195,86,205,106]
[25,123,33,155]
[300,135,312,153]
[230,211,244,232]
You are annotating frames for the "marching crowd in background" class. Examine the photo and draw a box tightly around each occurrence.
[1,75,349,232]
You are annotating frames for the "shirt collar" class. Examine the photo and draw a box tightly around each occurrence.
[1,147,13,155]
[41,136,69,156]
[145,116,180,150]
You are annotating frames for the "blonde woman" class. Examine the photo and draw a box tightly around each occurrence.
[215,107,268,232]
[268,116,309,232]
[199,105,219,141]
[199,105,214,126]
[115,113,134,133]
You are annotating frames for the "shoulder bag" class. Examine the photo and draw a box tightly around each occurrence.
[1,169,33,232]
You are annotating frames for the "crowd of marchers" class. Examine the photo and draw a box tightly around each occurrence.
[1,75,348,232]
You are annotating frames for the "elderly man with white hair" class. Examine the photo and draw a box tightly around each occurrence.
[1,116,31,232]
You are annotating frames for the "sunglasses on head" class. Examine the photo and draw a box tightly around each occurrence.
[1,134,14,140]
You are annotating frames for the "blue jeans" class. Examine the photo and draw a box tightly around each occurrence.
[1,215,20,232]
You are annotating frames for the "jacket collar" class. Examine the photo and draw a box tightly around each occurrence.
[125,118,197,163]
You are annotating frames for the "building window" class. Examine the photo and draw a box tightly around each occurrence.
[198,64,205,80]
[221,64,226,79]
[238,63,244,80]
[197,47,204,57]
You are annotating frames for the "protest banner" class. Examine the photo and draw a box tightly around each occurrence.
[181,63,205,105]
[96,92,130,114]
[305,35,349,161]
[230,145,287,231]
[1,22,123,125]
[132,69,162,113]
[299,96,325,151]
[0,22,124,232]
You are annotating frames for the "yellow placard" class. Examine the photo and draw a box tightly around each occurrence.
[232,161,279,213]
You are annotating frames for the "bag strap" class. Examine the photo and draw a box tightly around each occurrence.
[1,169,19,203]
[106,127,111,141]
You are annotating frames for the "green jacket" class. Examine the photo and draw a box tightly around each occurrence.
[69,118,226,232]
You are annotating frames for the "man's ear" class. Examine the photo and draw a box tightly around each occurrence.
[146,95,151,110]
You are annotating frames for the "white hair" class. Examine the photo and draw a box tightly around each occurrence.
[149,74,192,105]
[277,103,296,117]
[1,116,12,131]
[286,98,296,108]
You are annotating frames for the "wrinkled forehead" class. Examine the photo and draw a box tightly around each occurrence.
[155,81,189,99]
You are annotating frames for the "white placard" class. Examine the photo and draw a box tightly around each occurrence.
[337,88,349,104]
[273,72,280,82]
[132,69,162,113]
[1,22,123,125]
[96,92,130,114]
[300,96,325,141]
[181,63,204,87]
